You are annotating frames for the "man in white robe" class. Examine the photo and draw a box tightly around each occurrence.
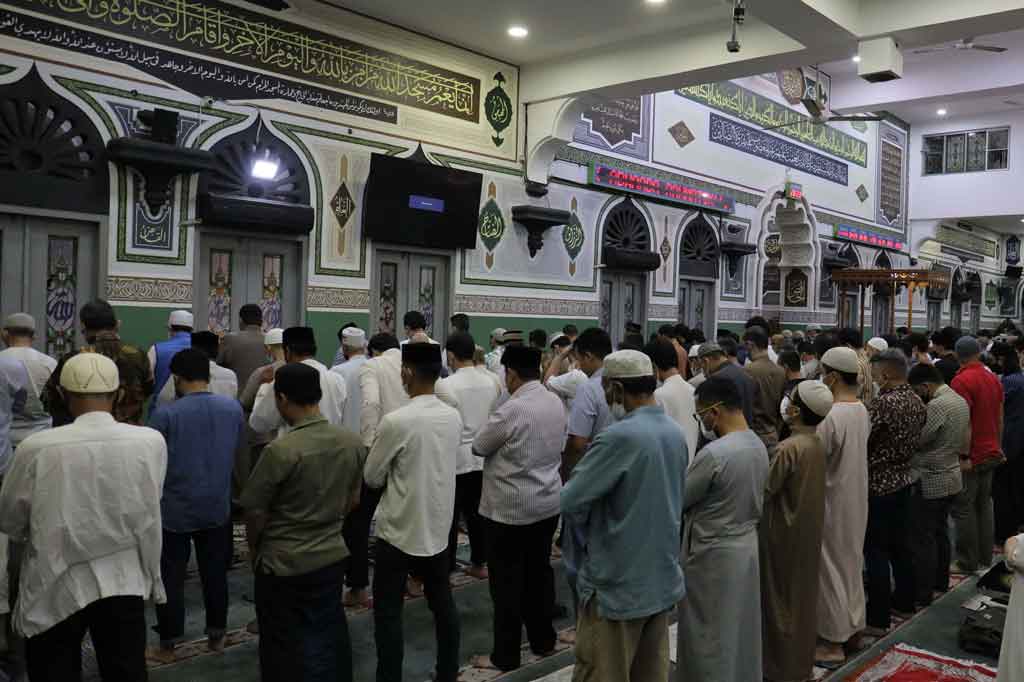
[997,533,1024,682]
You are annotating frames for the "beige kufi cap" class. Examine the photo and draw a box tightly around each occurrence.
[603,349,654,379]
[821,346,861,374]
[795,380,834,417]
[60,352,119,393]
[867,337,888,352]
[342,327,367,347]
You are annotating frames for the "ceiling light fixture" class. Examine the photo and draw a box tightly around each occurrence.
[507,25,529,39]
[251,150,278,180]
[936,108,947,116]
[852,55,861,63]
[646,0,667,4]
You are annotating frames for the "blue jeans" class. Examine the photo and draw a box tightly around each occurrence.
[255,561,351,682]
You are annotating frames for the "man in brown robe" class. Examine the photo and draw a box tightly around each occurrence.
[760,380,832,682]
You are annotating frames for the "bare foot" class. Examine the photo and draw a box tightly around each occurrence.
[470,654,503,670]
[343,588,370,608]
[558,630,576,645]
[146,645,177,665]
[465,564,489,580]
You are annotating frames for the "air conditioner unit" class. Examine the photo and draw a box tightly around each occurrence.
[858,37,903,83]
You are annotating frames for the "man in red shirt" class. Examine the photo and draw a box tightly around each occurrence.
[950,336,1005,572]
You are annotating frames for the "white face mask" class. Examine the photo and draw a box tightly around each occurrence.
[780,395,792,423]
[700,421,719,441]
[610,402,627,421]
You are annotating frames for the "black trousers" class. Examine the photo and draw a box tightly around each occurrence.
[155,523,232,644]
[254,560,351,682]
[341,483,382,589]
[865,487,915,629]
[25,596,147,682]
[449,471,486,571]
[486,515,558,671]
[372,540,460,682]
[908,487,956,606]
[993,457,1024,544]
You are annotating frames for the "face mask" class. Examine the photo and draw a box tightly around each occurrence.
[779,395,792,422]
[611,402,627,420]
[700,419,719,442]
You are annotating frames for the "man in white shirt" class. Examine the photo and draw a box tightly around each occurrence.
[342,333,407,607]
[155,331,237,405]
[646,338,698,462]
[249,327,347,435]
[0,313,57,447]
[484,327,507,375]
[435,332,502,579]
[400,310,448,373]
[0,352,166,681]
[364,342,462,682]
[331,327,369,436]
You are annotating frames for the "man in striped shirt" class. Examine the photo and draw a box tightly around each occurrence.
[470,345,567,672]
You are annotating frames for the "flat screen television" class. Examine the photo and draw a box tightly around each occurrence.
[362,153,483,249]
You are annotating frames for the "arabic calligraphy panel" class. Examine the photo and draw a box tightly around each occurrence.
[573,95,651,161]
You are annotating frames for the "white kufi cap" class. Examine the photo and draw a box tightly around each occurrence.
[820,346,861,374]
[795,380,834,417]
[867,337,889,352]
[168,310,194,328]
[60,352,119,393]
[603,349,654,379]
[342,327,367,347]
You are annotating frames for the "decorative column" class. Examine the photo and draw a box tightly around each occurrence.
[775,199,815,326]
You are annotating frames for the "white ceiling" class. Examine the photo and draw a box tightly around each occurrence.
[320,0,729,65]
[960,215,1024,233]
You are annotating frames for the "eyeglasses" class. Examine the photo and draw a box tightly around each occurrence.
[695,402,724,417]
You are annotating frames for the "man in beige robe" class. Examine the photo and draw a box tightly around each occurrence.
[760,380,831,682]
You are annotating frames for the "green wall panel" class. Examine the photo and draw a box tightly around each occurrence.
[467,317,599,350]
[114,305,177,353]
[308,310,370,367]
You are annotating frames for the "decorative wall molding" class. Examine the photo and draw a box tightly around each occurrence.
[454,294,600,318]
[719,307,759,322]
[306,286,371,309]
[648,303,678,319]
[106,276,193,304]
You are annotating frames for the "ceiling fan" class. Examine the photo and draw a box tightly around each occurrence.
[762,66,884,132]
[913,38,1007,54]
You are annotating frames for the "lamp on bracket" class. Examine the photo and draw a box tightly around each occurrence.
[718,218,757,278]
[511,205,572,257]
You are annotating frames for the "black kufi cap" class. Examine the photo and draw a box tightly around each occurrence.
[402,342,442,364]
[283,326,316,345]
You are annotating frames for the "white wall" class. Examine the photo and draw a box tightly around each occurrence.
[908,109,1024,220]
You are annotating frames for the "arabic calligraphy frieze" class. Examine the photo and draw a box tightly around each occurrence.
[709,114,849,186]
[0,9,399,122]
[573,95,650,161]
[678,81,867,167]
[7,0,481,121]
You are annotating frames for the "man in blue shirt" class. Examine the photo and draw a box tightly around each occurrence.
[561,349,686,682]
[148,348,244,662]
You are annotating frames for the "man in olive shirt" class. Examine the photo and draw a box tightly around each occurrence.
[743,326,786,455]
[241,363,366,682]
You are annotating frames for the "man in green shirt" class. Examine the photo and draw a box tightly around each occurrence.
[241,363,366,682]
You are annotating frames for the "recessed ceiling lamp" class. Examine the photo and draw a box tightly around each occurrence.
[937,108,948,116]
[646,0,667,4]
[852,55,861,63]
[507,25,529,39]
[1019,218,1024,223]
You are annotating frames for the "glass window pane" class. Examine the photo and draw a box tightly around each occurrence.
[923,136,945,155]
[988,149,1008,170]
[988,128,1009,150]
[945,134,966,172]
[966,131,987,171]
[924,154,944,175]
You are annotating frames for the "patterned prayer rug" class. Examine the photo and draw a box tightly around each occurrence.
[843,643,997,681]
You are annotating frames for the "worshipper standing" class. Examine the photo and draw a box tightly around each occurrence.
[147,310,194,400]
[0,314,56,448]
[687,343,705,387]
[760,380,833,682]
[779,349,802,398]
[798,341,819,379]
[991,342,1024,544]
[562,324,579,344]
[950,335,1005,573]
[217,304,267,387]
[400,310,448,373]
[562,350,686,682]
[865,337,888,359]
[865,349,926,635]
[250,326,347,435]
[450,313,470,336]
[330,326,369,436]
[484,327,507,374]
[744,316,778,363]
[156,331,237,404]
[364,343,462,682]
[743,326,786,455]
[237,328,285,487]
[997,533,1024,682]
[241,363,366,682]
[838,327,874,405]
[677,376,768,682]
[43,300,153,426]
[469,345,565,672]
[931,327,962,385]
[0,353,166,681]
[0,353,27,635]
[907,363,967,606]
[148,349,245,663]
[562,328,614,477]
[696,341,756,426]
[815,347,871,666]
[645,338,698,460]
[343,332,407,608]
[806,323,822,342]
[435,332,502,580]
